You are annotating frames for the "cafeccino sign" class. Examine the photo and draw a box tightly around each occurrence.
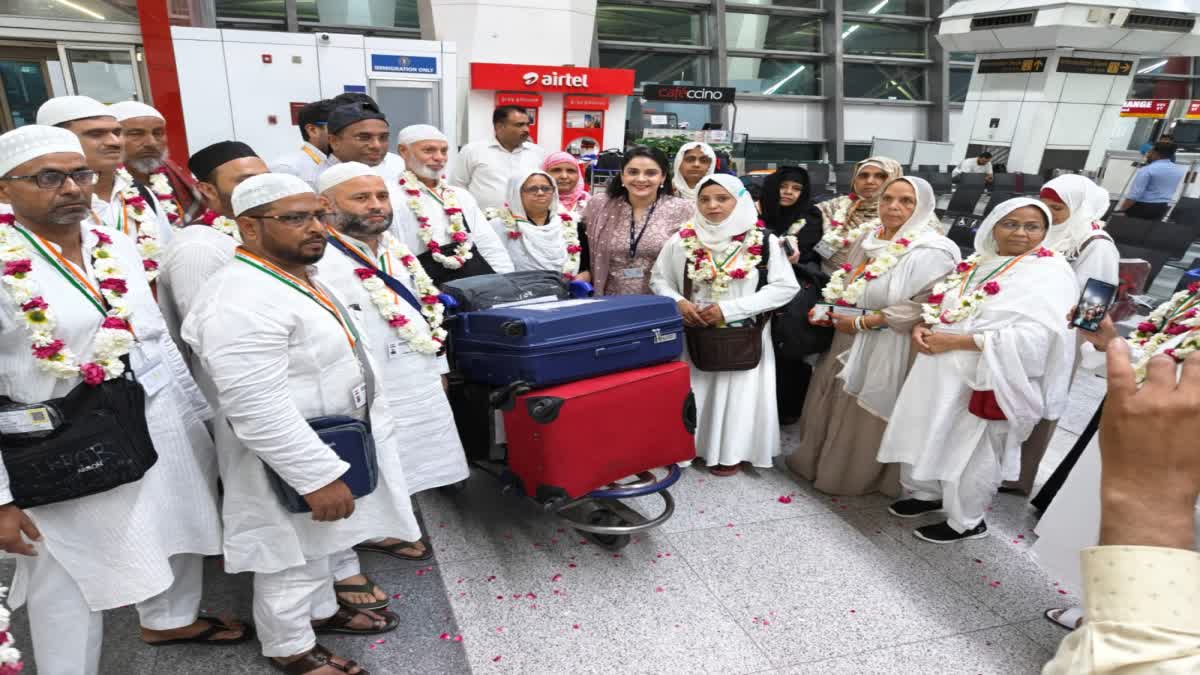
[643,84,737,103]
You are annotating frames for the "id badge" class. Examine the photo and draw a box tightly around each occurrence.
[351,382,367,408]
[0,406,56,435]
[814,240,837,259]
[131,343,168,397]
[386,340,412,360]
[620,266,645,279]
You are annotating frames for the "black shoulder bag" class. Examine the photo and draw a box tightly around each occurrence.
[682,234,773,372]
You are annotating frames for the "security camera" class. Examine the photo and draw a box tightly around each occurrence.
[319,33,331,42]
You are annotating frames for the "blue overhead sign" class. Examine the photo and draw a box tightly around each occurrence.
[371,54,437,75]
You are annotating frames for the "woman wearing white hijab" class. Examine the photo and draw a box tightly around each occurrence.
[488,169,586,280]
[650,174,799,475]
[878,198,1077,543]
[789,177,959,496]
[1004,175,1121,495]
[671,141,717,202]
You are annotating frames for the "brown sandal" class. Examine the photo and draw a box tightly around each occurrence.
[709,464,740,477]
[314,605,399,636]
[272,644,369,674]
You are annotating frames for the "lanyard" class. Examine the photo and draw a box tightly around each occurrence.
[235,248,360,349]
[13,225,108,317]
[628,199,659,258]
[300,145,323,165]
[960,250,1032,296]
[325,228,426,315]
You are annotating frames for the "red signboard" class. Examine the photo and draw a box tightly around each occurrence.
[496,92,543,108]
[1120,99,1171,118]
[1187,100,1200,119]
[471,62,635,95]
[564,94,609,111]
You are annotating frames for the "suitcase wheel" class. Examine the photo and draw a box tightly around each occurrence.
[527,396,565,424]
[576,508,632,551]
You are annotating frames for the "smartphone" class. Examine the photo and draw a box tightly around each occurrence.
[1071,278,1118,332]
[781,238,797,257]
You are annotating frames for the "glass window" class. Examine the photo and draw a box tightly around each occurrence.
[599,49,709,88]
[844,0,925,16]
[597,5,705,46]
[842,21,926,58]
[727,0,821,8]
[0,0,137,21]
[1129,78,1191,99]
[844,143,873,162]
[295,0,420,29]
[948,52,976,63]
[215,0,285,21]
[1135,57,1191,76]
[725,13,820,52]
[65,49,139,104]
[729,57,820,96]
[0,59,50,128]
[949,67,972,103]
[843,62,926,100]
[745,141,822,170]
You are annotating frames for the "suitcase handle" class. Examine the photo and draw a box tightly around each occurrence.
[594,342,639,358]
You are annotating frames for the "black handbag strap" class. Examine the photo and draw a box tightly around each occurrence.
[681,232,773,327]
[326,234,426,315]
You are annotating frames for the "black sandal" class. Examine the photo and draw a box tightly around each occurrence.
[314,606,399,636]
[144,614,254,647]
[354,539,433,561]
[271,644,368,674]
[334,578,389,611]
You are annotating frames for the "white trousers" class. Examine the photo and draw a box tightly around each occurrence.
[253,555,339,658]
[331,548,361,582]
[900,436,1003,533]
[23,551,203,675]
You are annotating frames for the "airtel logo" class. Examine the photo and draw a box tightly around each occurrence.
[521,71,591,88]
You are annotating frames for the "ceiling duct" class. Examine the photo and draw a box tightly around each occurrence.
[970,12,1036,31]
[1123,13,1196,33]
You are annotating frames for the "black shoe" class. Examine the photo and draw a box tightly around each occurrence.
[913,520,988,544]
[887,498,944,518]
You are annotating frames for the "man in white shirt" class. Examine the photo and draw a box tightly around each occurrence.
[952,151,994,183]
[450,105,546,210]
[315,162,470,610]
[393,124,514,285]
[0,125,244,675]
[270,99,335,190]
[183,173,422,673]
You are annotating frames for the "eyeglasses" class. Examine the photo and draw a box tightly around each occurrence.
[0,169,98,190]
[995,221,1046,233]
[522,185,554,195]
[249,211,337,228]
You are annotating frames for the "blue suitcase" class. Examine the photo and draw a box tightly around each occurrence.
[451,295,683,387]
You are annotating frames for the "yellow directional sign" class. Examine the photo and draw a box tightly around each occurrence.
[978,57,1046,74]
[1057,57,1135,76]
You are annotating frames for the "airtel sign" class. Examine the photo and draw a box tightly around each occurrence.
[471,62,635,95]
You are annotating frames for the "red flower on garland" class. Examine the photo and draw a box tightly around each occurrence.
[20,297,48,312]
[730,269,748,279]
[1189,280,1200,294]
[445,207,463,215]
[927,293,945,305]
[567,245,582,254]
[895,238,911,246]
[125,196,147,209]
[841,263,853,273]
[143,259,159,271]
[1136,321,1158,334]
[92,229,113,245]
[747,244,763,256]
[32,339,65,360]
[3,260,32,276]
[102,317,131,331]
[1035,247,1054,258]
[199,210,218,225]
[731,233,747,242]
[560,213,573,222]
[956,261,972,273]
[400,255,416,267]
[427,241,441,253]
[388,315,409,328]
[507,231,521,240]
[0,213,14,225]
[983,281,1001,295]
[679,228,696,239]
[1165,323,1190,336]
[354,268,376,280]
[421,294,439,306]
[80,362,106,386]
[99,278,128,294]
[451,231,468,243]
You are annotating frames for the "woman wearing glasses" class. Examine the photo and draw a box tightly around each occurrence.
[488,170,589,281]
[877,198,1077,544]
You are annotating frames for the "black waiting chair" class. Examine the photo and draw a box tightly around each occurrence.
[918,164,941,173]
[981,192,1018,221]
[1143,222,1196,260]
[991,172,1018,192]
[836,171,853,195]
[959,173,987,189]
[804,164,831,195]
[928,172,953,196]
[947,223,977,256]
[1116,243,1171,281]
[1104,215,1156,247]
[1167,197,1200,227]
[1020,173,1044,194]
[940,186,985,225]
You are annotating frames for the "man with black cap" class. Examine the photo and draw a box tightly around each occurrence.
[323,93,406,181]
[270,99,336,190]
[157,141,268,385]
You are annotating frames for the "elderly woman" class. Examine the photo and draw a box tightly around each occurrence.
[759,166,826,422]
[584,146,692,295]
[650,175,799,475]
[788,177,959,496]
[815,156,902,274]
[542,152,590,220]
[488,170,586,281]
[1034,285,1200,629]
[671,141,717,201]
[879,198,1077,543]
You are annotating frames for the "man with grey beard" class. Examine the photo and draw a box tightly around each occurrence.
[109,101,204,225]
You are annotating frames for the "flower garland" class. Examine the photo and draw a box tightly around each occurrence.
[1127,282,1200,379]
[822,222,927,307]
[921,247,1054,325]
[197,209,242,241]
[114,166,165,282]
[0,216,136,385]
[0,583,23,675]
[489,206,582,280]
[785,218,808,237]
[401,172,473,270]
[147,167,182,228]
[349,231,447,355]
[818,195,870,255]
[678,223,765,300]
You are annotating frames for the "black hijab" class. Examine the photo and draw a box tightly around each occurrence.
[759,166,824,245]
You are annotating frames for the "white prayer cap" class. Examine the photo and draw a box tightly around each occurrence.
[36,95,113,127]
[318,161,381,194]
[231,173,314,216]
[109,101,165,122]
[396,124,447,146]
[0,125,85,178]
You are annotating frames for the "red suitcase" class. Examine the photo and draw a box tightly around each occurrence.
[502,361,695,500]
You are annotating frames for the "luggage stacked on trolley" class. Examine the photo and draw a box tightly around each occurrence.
[438,270,695,550]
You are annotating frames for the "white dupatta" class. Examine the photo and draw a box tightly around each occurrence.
[495,169,580,276]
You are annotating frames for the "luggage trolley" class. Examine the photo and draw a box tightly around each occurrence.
[438,277,693,551]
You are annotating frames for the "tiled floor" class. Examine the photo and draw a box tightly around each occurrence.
[6,372,1105,675]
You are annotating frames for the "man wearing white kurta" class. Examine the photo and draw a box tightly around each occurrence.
[183,173,421,671]
[0,125,237,675]
[316,162,469,604]
[270,99,335,190]
[450,105,546,210]
[392,124,513,285]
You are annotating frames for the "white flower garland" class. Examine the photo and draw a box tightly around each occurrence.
[818,197,870,255]
[822,222,925,307]
[785,218,808,236]
[146,168,182,229]
[197,209,242,241]
[0,218,136,384]
[114,166,164,282]
[488,206,582,280]
[678,223,765,301]
[1128,283,1200,380]
[401,172,473,270]
[920,247,1056,325]
[354,232,447,355]
[0,582,23,674]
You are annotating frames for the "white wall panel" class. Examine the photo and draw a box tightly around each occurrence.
[171,28,235,156]
[844,105,925,144]
[735,100,824,141]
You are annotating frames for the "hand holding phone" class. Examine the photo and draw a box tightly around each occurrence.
[1071,278,1118,332]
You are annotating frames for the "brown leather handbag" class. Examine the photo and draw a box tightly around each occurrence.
[681,237,773,372]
